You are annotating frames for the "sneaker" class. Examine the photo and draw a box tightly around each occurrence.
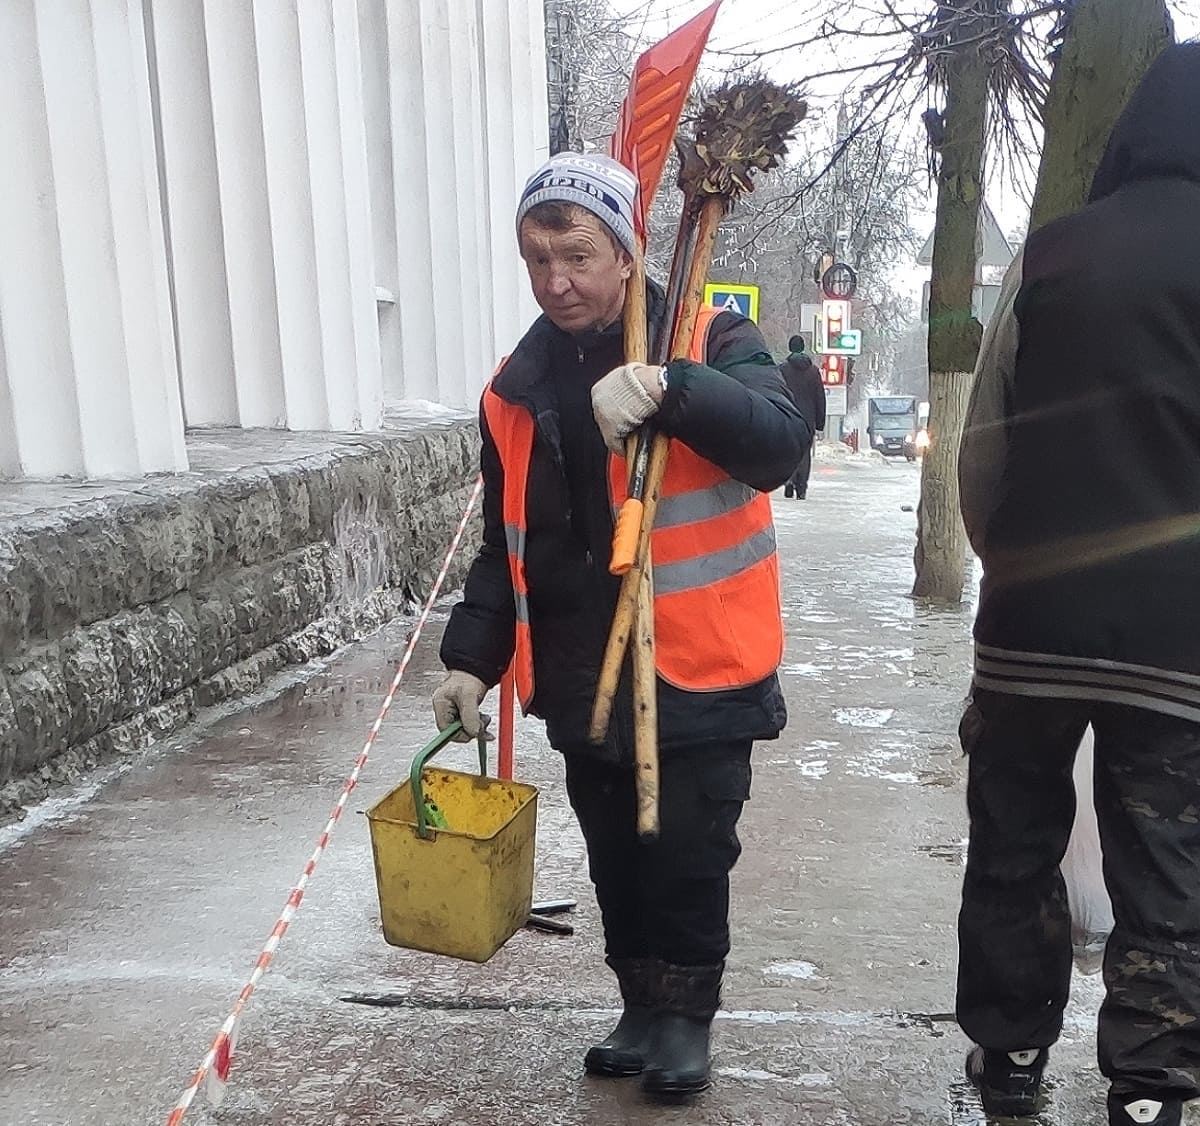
[965,1045,1047,1117]
[1107,1092,1183,1125]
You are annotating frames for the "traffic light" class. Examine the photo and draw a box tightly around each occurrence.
[817,298,863,356]
[821,354,844,386]
[818,300,848,353]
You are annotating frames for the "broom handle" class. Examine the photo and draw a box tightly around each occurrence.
[609,249,661,836]
[590,197,724,750]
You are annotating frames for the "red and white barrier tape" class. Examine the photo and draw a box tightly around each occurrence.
[166,477,483,1125]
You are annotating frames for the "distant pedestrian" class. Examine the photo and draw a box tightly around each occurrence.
[956,45,1200,1126]
[780,335,825,499]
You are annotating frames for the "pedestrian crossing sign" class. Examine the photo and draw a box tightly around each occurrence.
[703,283,760,323]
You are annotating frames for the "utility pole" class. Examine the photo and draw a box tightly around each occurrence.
[544,0,572,154]
[822,102,851,443]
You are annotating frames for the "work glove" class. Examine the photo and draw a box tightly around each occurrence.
[591,363,665,455]
[432,670,489,742]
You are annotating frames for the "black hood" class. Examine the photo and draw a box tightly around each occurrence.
[1089,43,1200,203]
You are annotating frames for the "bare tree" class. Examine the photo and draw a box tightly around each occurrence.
[707,115,926,357]
[912,2,1000,602]
[712,0,1067,601]
[1030,0,1173,230]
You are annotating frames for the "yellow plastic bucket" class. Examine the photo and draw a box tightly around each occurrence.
[366,724,538,963]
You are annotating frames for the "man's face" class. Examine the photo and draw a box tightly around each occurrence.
[518,210,632,334]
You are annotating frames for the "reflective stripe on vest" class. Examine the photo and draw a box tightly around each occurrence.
[504,524,530,623]
[483,306,784,708]
[483,381,536,707]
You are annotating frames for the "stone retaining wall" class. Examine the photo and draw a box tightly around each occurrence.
[0,420,480,816]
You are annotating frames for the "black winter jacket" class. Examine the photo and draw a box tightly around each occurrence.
[782,352,827,435]
[960,44,1200,723]
[440,289,810,761]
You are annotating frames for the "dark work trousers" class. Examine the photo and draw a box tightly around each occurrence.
[957,688,1200,1100]
[787,442,814,497]
[563,742,752,967]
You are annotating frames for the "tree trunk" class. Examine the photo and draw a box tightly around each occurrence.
[912,10,990,603]
[1029,0,1173,232]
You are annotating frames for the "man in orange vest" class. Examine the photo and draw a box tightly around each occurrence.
[433,153,809,1099]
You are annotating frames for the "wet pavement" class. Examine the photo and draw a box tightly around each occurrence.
[0,456,1139,1125]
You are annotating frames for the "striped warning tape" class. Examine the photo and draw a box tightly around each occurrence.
[166,476,483,1125]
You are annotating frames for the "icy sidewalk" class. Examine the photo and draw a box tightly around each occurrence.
[0,459,1121,1125]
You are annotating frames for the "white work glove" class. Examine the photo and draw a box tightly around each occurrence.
[432,670,489,742]
[591,363,665,455]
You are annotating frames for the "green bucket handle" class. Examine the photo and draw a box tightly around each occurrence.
[410,722,489,840]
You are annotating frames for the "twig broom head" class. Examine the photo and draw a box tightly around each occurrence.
[677,75,808,210]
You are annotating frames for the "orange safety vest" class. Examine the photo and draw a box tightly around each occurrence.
[482,307,784,710]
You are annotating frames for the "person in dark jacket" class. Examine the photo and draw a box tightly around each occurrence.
[780,335,826,498]
[956,45,1200,1126]
[432,153,809,1099]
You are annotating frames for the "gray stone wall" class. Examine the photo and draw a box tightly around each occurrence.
[0,420,481,816]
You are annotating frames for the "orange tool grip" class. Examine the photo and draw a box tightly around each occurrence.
[609,498,645,575]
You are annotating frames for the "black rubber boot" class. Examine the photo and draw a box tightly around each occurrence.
[584,957,658,1077]
[641,962,723,1100]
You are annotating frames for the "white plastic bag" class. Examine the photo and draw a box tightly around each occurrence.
[1062,726,1114,974]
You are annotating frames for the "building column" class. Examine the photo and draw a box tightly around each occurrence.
[477,0,521,352]
[296,0,359,431]
[477,0,525,360]
[526,0,551,170]
[252,2,331,430]
[415,0,469,409]
[149,0,239,428]
[0,0,186,479]
[201,0,287,429]
[446,0,492,398]
[357,0,403,399]
[332,0,384,429]
[385,0,438,403]
[509,0,549,330]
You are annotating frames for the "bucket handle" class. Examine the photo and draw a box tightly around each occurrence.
[411,722,489,840]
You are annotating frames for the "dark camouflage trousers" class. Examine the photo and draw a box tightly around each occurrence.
[957,689,1200,1100]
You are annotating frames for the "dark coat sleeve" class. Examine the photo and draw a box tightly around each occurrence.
[438,401,516,685]
[811,369,827,433]
[656,312,812,492]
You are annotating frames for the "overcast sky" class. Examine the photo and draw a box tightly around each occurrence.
[608,0,1200,302]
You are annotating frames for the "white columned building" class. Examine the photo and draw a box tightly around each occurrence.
[0,0,549,479]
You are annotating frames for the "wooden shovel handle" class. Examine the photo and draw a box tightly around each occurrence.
[589,432,670,744]
[631,557,659,837]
